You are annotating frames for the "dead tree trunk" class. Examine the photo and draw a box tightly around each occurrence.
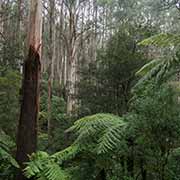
[16,0,42,180]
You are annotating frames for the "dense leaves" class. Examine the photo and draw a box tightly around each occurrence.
[0,68,21,139]
[77,27,145,116]
[24,82,180,180]
[0,130,19,180]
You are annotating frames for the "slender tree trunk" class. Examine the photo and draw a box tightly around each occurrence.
[17,0,22,52]
[93,0,98,62]
[57,0,64,85]
[16,1,42,179]
[66,7,76,114]
[47,76,52,142]
[0,2,3,41]
[67,54,75,113]
[47,0,55,144]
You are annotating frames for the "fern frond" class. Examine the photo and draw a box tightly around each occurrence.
[25,114,128,180]
[136,58,163,76]
[24,146,79,179]
[52,145,79,164]
[67,114,127,155]
[24,151,49,178]
[43,163,68,180]
[70,114,123,147]
[135,62,164,88]
[67,114,117,133]
[97,120,127,154]
[135,54,180,88]
[138,33,180,47]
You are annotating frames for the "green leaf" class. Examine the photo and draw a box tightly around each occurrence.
[138,33,180,47]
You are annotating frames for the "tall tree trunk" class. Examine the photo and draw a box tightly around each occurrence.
[66,7,76,114]
[67,54,76,114]
[47,0,55,144]
[93,0,98,62]
[16,0,42,180]
[0,2,3,41]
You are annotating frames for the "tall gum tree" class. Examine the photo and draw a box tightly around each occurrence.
[16,0,42,180]
[47,0,56,145]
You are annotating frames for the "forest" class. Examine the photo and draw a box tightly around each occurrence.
[2,0,180,180]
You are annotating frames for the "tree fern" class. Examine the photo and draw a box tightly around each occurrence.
[67,114,123,145]
[66,113,127,154]
[43,163,68,180]
[24,151,49,178]
[52,145,79,164]
[136,55,180,87]
[25,114,127,180]
[67,113,118,134]
[136,58,163,76]
[96,120,127,154]
[135,32,180,86]
[138,33,180,47]
[24,151,69,180]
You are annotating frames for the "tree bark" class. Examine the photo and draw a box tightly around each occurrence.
[66,6,77,114]
[16,0,42,179]
[47,0,56,145]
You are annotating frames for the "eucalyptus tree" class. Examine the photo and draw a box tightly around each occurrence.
[53,0,96,114]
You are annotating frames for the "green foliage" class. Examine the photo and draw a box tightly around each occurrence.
[24,114,126,180]
[138,33,180,47]
[52,145,79,164]
[0,130,19,180]
[130,82,180,179]
[70,83,180,179]
[0,68,21,139]
[132,83,180,143]
[136,58,163,76]
[97,121,126,154]
[38,77,72,152]
[25,84,180,180]
[167,148,180,180]
[77,26,145,116]
[24,151,69,180]
[3,1,180,180]
[134,56,179,87]
[68,113,127,154]
[136,33,180,86]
